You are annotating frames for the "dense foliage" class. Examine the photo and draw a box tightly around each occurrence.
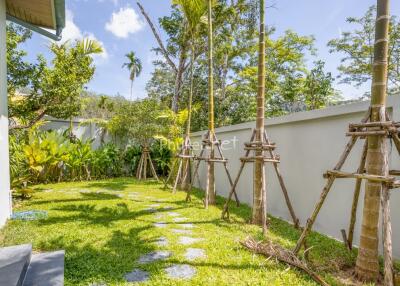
[9,128,173,188]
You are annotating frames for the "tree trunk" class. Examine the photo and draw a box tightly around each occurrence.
[355,0,390,282]
[252,0,266,229]
[172,49,187,112]
[206,0,216,206]
[181,42,195,192]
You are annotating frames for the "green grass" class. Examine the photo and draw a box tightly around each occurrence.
[0,178,395,285]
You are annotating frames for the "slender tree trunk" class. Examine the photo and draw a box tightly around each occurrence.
[130,80,133,101]
[207,0,216,206]
[252,0,266,229]
[181,41,195,191]
[355,0,390,282]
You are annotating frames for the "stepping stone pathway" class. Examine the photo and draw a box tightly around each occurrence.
[155,236,168,247]
[154,214,163,219]
[125,269,150,283]
[167,212,180,217]
[154,222,167,228]
[178,236,203,246]
[184,248,206,261]
[165,264,196,279]
[138,251,172,264]
[149,204,160,208]
[171,229,192,235]
[179,223,194,229]
[172,217,187,222]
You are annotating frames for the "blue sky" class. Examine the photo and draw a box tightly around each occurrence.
[19,0,399,100]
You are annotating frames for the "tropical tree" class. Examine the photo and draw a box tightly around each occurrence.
[328,5,400,96]
[252,0,266,229]
[8,32,103,130]
[354,0,390,282]
[172,0,207,190]
[122,51,142,100]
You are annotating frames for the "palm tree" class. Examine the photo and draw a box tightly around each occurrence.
[206,0,217,206]
[172,0,207,191]
[122,51,142,100]
[355,0,390,282]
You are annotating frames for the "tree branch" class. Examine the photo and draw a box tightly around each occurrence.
[137,2,178,74]
[9,110,46,130]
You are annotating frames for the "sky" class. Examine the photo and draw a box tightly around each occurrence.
[19,0,400,100]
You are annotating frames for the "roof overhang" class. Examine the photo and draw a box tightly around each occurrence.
[5,0,65,41]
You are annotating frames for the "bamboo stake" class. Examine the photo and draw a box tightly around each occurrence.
[294,133,362,254]
[221,129,256,219]
[212,132,240,205]
[186,132,208,202]
[136,152,144,179]
[143,150,148,180]
[173,160,183,194]
[347,139,368,250]
[149,154,159,181]
[294,108,371,254]
[264,131,299,228]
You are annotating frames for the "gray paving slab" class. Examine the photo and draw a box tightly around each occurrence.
[184,248,206,261]
[165,264,196,279]
[124,269,149,283]
[138,251,171,264]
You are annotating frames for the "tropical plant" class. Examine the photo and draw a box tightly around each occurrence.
[252,0,266,229]
[150,140,173,177]
[355,0,390,282]
[122,51,142,100]
[8,36,103,130]
[123,145,142,175]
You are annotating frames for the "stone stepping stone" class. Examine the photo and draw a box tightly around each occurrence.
[89,282,107,286]
[163,206,173,210]
[167,212,180,217]
[178,236,203,245]
[125,268,150,282]
[155,199,166,202]
[165,264,196,279]
[184,248,206,261]
[144,208,157,213]
[138,251,171,264]
[155,236,168,247]
[179,223,194,229]
[172,217,187,222]
[154,222,167,228]
[149,204,160,208]
[171,229,192,235]
[154,214,163,220]
[79,190,91,194]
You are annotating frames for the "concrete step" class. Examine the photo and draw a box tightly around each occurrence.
[0,244,32,286]
[23,250,65,286]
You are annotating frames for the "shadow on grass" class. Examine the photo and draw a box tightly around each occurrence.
[39,200,188,227]
[29,192,120,206]
[36,225,157,284]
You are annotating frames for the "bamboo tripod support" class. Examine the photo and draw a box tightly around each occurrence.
[163,135,194,196]
[220,128,299,228]
[293,108,399,284]
[136,146,159,181]
[185,130,239,206]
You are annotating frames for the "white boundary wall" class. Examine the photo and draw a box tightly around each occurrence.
[0,0,11,227]
[191,96,400,258]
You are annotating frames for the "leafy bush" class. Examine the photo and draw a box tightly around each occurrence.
[150,140,172,177]
[123,145,142,175]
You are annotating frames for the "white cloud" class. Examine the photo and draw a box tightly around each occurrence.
[105,7,144,38]
[60,10,82,42]
[60,10,108,61]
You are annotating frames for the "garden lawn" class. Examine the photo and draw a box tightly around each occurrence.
[0,178,395,285]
